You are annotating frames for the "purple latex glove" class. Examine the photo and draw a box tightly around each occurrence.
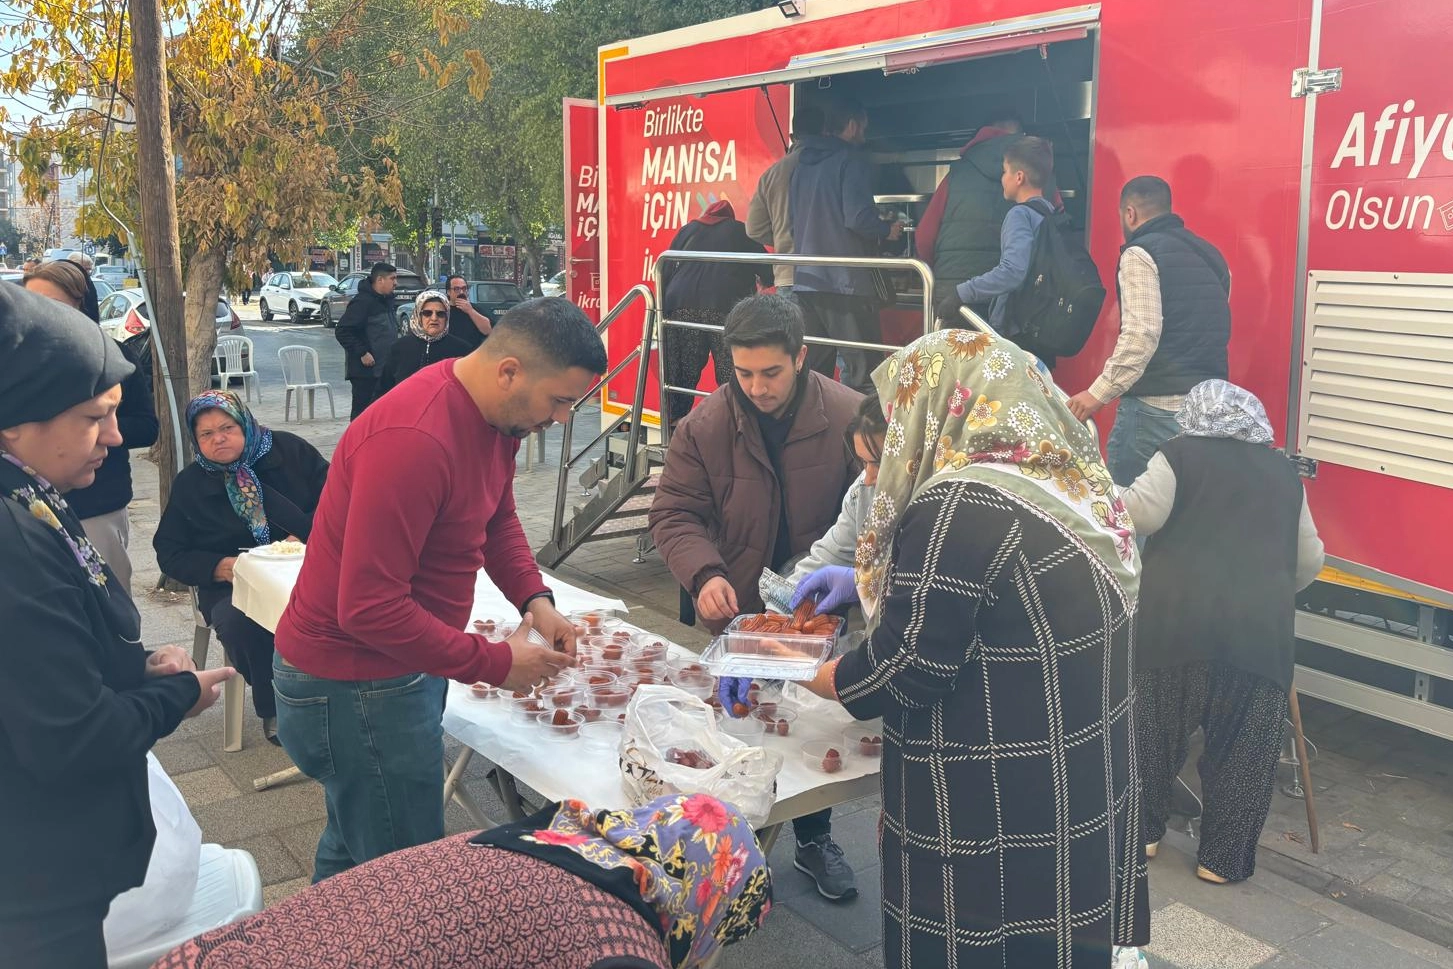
[790,565,858,614]
[718,676,752,716]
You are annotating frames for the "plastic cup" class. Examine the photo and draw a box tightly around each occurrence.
[845,729,884,758]
[752,706,798,737]
[536,709,584,740]
[579,720,623,751]
[669,669,716,701]
[718,713,765,744]
[507,694,546,723]
[539,685,582,709]
[802,739,847,774]
[587,684,631,709]
[467,682,499,702]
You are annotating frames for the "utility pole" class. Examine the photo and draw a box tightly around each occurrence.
[129,0,190,514]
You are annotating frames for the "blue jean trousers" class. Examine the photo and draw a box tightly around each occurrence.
[1107,395,1182,487]
[271,655,448,882]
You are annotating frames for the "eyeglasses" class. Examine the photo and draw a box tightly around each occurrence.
[418,309,447,319]
[197,422,240,442]
[449,285,468,293]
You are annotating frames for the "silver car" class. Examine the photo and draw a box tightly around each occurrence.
[96,288,247,378]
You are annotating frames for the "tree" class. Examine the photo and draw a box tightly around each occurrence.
[1,0,485,495]
[0,215,36,264]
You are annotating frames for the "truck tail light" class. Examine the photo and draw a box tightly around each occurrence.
[230,310,241,329]
[123,308,146,335]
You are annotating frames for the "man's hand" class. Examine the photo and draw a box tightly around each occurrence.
[1066,391,1104,423]
[146,644,196,678]
[186,667,237,718]
[935,289,964,322]
[212,556,237,583]
[887,221,904,242]
[499,615,576,693]
[360,352,375,367]
[695,576,739,622]
[453,296,492,336]
[524,597,576,656]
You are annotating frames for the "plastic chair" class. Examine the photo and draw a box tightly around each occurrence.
[214,336,261,402]
[106,844,263,969]
[278,345,336,421]
[190,588,244,753]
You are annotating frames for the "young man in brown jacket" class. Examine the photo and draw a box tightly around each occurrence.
[648,292,863,901]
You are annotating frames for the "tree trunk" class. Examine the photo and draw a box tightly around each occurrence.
[506,208,544,296]
[130,0,188,521]
[184,246,226,394]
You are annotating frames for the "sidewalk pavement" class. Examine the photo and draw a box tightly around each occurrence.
[127,311,1453,967]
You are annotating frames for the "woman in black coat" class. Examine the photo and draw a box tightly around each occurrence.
[153,391,328,744]
[378,289,471,394]
[0,285,232,969]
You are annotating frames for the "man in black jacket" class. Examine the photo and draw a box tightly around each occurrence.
[335,262,400,419]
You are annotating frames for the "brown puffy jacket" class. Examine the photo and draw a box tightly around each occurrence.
[649,373,863,630]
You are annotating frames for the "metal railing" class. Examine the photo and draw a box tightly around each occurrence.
[651,250,941,449]
[549,283,658,542]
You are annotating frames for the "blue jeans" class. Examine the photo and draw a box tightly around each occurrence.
[271,656,448,882]
[1107,396,1182,487]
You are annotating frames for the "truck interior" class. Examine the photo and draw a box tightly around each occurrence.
[789,32,1096,316]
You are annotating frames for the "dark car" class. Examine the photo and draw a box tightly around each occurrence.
[320,269,427,328]
[397,279,527,329]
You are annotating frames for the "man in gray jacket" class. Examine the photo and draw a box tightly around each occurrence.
[335,262,400,419]
[746,106,823,291]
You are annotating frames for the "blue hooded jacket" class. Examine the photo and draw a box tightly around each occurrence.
[787,134,893,297]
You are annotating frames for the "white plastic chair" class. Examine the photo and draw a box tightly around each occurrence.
[190,588,244,752]
[278,345,335,421]
[106,844,263,969]
[214,336,261,402]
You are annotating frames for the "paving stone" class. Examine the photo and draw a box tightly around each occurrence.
[1145,902,1278,969]
[172,766,243,808]
[274,820,326,876]
[151,737,215,775]
[262,876,310,908]
[1361,870,1426,904]
[188,777,326,845]
[785,865,884,954]
[234,832,304,886]
[1288,922,1445,969]
[717,906,876,969]
[1407,886,1453,926]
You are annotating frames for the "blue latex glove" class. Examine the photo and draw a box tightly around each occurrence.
[718,676,752,716]
[790,565,859,614]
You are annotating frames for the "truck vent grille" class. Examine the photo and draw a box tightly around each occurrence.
[1297,270,1453,490]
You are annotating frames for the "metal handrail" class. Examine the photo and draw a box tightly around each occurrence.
[550,284,658,541]
[651,250,940,449]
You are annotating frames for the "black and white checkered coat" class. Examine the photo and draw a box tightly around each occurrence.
[836,479,1149,968]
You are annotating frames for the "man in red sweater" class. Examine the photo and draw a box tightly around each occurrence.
[273,297,607,881]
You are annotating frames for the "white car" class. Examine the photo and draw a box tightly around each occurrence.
[540,270,567,298]
[258,270,338,324]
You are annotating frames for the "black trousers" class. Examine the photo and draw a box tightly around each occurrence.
[1136,661,1288,882]
[794,291,882,394]
[202,588,277,718]
[348,376,378,420]
[661,307,733,424]
[0,898,111,969]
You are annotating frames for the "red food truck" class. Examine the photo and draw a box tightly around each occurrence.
[554,0,1453,739]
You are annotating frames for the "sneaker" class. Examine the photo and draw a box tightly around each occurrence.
[263,716,281,746]
[794,834,858,901]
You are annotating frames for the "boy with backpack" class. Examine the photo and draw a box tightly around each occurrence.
[934,135,1106,370]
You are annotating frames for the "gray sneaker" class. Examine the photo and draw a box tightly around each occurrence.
[794,834,858,901]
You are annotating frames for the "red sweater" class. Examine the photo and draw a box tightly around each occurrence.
[275,360,548,685]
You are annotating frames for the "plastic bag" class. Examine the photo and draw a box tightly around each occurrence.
[1113,947,1149,969]
[619,685,784,827]
[103,752,202,952]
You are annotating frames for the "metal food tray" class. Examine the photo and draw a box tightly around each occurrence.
[700,615,841,680]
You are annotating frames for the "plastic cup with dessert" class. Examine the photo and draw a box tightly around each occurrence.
[669,668,716,701]
[717,712,766,744]
[506,694,546,723]
[536,709,584,740]
[467,682,500,702]
[630,635,671,663]
[801,739,848,774]
[586,684,631,709]
[844,729,884,758]
[569,668,620,689]
[539,684,582,709]
[751,706,798,737]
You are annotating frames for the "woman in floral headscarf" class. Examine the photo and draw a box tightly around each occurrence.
[379,289,472,394]
[796,329,1148,968]
[1123,379,1323,885]
[153,793,771,969]
[153,391,329,743]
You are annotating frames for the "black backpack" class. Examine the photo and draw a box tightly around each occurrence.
[1004,197,1106,358]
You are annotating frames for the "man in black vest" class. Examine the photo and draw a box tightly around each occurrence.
[1067,176,1231,484]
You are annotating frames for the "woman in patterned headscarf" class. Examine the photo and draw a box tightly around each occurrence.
[153,391,329,744]
[379,289,472,393]
[796,328,1148,968]
[154,793,772,969]
[1122,379,1323,884]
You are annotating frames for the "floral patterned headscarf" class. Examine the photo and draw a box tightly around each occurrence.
[1177,379,1275,444]
[187,390,274,545]
[471,794,771,968]
[407,290,451,342]
[856,329,1139,622]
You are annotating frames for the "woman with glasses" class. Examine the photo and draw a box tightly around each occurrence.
[380,290,473,394]
[153,391,329,744]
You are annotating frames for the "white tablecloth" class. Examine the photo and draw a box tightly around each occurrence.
[231,551,627,634]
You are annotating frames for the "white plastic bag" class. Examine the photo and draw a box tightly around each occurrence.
[619,685,783,827]
[103,752,202,952]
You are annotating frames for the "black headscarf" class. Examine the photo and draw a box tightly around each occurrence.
[0,283,140,640]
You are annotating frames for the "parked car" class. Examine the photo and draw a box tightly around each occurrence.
[257,270,338,324]
[96,288,247,379]
[320,269,426,328]
[540,270,566,298]
[91,277,114,301]
[398,279,527,329]
[0,268,24,285]
[95,265,135,288]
